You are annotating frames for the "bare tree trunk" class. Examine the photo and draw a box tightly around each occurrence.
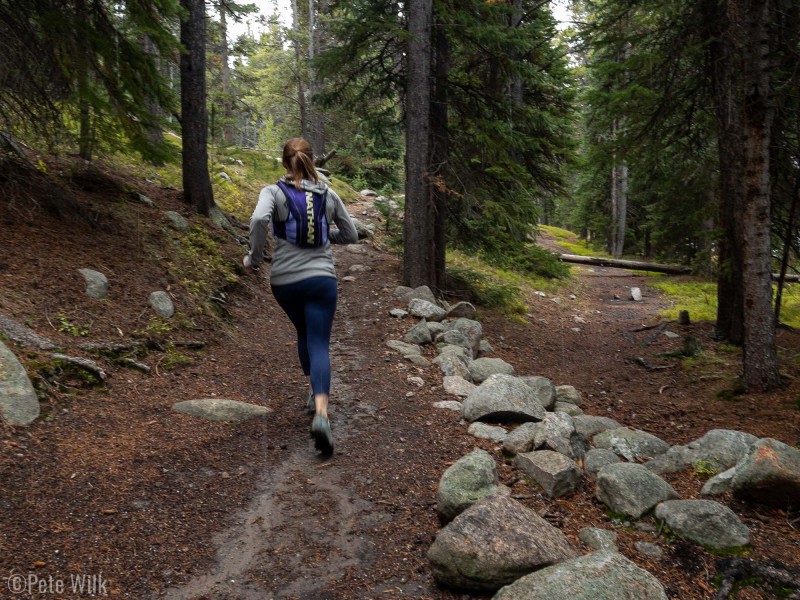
[180,0,215,216]
[610,129,618,256]
[403,0,434,288]
[430,15,449,293]
[615,160,628,257]
[740,0,780,391]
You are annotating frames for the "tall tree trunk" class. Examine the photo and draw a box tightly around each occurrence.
[430,15,449,293]
[218,5,234,147]
[291,0,307,137]
[739,0,780,391]
[403,0,434,288]
[141,33,164,160]
[180,0,215,216]
[706,0,745,344]
[774,177,800,324]
[614,160,628,258]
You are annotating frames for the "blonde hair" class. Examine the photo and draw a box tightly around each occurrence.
[282,137,319,190]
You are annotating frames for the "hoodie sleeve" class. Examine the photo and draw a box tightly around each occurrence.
[246,185,279,267]
[326,188,359,245]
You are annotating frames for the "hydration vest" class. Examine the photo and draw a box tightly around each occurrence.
[272,180,330,248]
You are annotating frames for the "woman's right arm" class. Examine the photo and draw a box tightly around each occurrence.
[245,186,278,268]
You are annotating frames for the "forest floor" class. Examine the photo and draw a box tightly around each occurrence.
[0,159,799,599]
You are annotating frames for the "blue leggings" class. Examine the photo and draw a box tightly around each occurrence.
[271,276,338,396]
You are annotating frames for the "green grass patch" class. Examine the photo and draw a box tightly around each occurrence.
[446,249,571,317]
[538,224,578,241]
[537,226,609,258]
[649,278,718,322]
[650,278,800,328]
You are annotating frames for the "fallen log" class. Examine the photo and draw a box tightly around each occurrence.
[557,254,692,275]
[556,253,800,281]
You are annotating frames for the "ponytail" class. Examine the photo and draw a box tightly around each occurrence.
[282,137,319,190]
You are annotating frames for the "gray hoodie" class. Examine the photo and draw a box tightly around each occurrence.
[246,177,359,286]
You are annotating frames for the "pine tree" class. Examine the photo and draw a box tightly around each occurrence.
[180,0,215,215]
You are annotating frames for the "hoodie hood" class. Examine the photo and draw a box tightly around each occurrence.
[279,175,328,194]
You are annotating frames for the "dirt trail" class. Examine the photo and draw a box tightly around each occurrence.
[159,294,377,600]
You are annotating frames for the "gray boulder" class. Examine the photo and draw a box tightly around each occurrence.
[514,450,582,498]
[149,291,175,318]
[393,285,413,298]
[593,427,670,461]
[533,412,575,448]
[519,376,556,410]
[400,285,437,305]
[573,415,621,439]
[428,495,577,592]
[583,448,622,479]
[655,500,750,548]
[0,341,40,425]
[77,268,109,299]
[642,445,696,475]
[164,210,189,231]
[596,462,678,519]
[427,321,447,337]
[389,308,408,318]
[532,413,587,460]
[405,320,433,345]
[578,528,618,551]
[409,298,447,322]
[463,374,546,423]
[479,339,494,355]
[688,429,759,470]
[493,551,667,600]
[502,422,540,456]
[437,449,505,521]
[555,385,583,407]
[554,401,583,416]
[635,542,663,559]
[701,466,738,496]
[436,330,472,354]
[447,301,477,320]
[172,399,273,422]
[433,351,471,380]
[349,263,372,273]
[645,429,760,475]
[468,422,509,443]
[731,438,800,506]
[450,318,483,358]
[351,217,375,239]
[406,354,431,367]
[443,376,476,397]
[433,400,464,412]
[386,339,422,358]
[469,357,515,384]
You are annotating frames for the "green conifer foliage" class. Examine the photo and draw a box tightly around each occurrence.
[0,0,181,162]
